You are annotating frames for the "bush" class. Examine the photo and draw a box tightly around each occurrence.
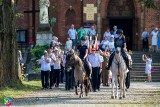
[31,45,49,60]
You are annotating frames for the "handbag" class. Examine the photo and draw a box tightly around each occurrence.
[151,67,154,72]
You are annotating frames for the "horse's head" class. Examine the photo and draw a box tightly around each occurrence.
[65,51,76,71]
[115,47,121,54]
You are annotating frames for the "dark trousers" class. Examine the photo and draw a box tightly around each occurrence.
[60,65,64,83]
[54,69,60,87]
[50,66,54,88]
[142,38,149,51]
[65,70,72,90]
[97,67,102,90]
[71,66,75,88]
[91,67,99,91]
[125,71,130,89]
[41,71,49,88]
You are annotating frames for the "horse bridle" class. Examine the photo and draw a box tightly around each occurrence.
[113,54,122,74]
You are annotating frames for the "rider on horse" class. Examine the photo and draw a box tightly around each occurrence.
[107,29,132,70]
[77,36,91,77]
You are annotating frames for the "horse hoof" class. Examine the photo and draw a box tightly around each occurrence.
[119,97,122,99]
[123,95,126,98]
[115,96,118,99]
[111,96,115,99]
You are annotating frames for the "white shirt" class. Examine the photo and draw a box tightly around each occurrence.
[39,57,51,71]
[104,31,111,41]
[108,41,115,51]
[88,54,101,67]
[65,40,72,51]
[101,40,109,49]
[68,28,77,39]
[85,40,90,48]
[54,54,61,69]
[98,54,104,67]
[49,53,56,66]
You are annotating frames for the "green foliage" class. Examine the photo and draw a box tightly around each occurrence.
[0,0,2,5]
[15,12,24,18]
[31,45,49,60]
[138,0,158,9]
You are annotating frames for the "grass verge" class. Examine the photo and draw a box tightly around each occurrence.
[0,81,41,101]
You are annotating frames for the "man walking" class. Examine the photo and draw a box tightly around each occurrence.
[68,24,77,49]
[142,28,149,51]
[88,48,102,92]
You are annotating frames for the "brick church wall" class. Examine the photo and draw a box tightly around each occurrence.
[16,0,160,50]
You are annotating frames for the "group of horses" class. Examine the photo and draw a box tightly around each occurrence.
[65,47,128,99]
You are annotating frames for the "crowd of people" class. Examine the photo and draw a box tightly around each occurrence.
[142,26,160,52]
[37,24,132,92]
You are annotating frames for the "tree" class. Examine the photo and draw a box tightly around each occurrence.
[0,0,21,87]
[138,0,159,9]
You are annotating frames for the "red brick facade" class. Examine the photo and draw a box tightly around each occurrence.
[17,0,160,50]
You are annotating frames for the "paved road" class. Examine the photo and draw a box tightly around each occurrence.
[8,82,160,107]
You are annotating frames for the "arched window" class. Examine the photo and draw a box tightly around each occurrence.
[65,9,76,27]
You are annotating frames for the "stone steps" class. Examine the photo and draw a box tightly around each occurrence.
[131,51,160,82]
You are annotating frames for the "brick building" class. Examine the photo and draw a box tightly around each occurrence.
[16,0,160,50]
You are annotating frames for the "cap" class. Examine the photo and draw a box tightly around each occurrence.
[113,25,117,29]
[110,35,114,38]
[116,29,123,34]
[81,36,86,41]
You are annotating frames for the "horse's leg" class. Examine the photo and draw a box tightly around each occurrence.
[111,75,115,99]
[79,83,83,98]
[75,81,78,95]
[123,74,126,98]
[119,77,123,99]
[84,79,88,96]
[115,76,118,99]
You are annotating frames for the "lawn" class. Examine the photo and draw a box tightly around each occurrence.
[0,81,41,101]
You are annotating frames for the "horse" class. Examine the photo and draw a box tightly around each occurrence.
[110,47,128,99]
[65,52,92,98]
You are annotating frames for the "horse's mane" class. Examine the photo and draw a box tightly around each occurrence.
[74,54,83,67]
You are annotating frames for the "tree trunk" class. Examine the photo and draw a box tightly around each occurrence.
[0,0,21,87]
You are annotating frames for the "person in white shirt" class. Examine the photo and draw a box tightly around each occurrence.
[37,52,51,89]
[48,49,56,89]
[65,36,72,53]
[88,48,102,92]
[151,27,158,52]
[113,25,118,38]
[53,48,61,87]
[108,35,115,53]
[68,24,77,49]
[103,28,111,42]
[100,36,109,51]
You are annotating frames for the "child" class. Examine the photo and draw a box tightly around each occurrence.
[108,35,115,53]
[142,54,152,82]
[65,36,72,53]
[85,35,90,48]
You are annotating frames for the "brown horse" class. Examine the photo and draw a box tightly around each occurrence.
[65,52,92,98]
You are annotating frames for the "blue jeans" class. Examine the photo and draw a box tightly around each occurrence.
[71,39,76,46]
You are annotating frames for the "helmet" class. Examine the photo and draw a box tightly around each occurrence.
[81,36,86,41]
[116,29,123,34]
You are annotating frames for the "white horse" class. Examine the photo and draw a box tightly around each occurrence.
[110,47,128,99]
